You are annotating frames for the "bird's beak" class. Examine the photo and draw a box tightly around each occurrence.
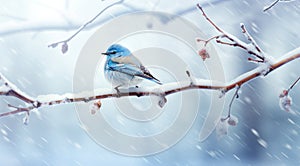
[101,52,109,55]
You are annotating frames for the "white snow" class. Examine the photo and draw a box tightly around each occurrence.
[1,129,7,136]
[251,128,260,137]
[244,96,252,104]
[285,144,292,150]
[233,154,240,161]
[257,138,268,148]
[0,73,35,101]
[288,118,295,125]
[0,85,10,93]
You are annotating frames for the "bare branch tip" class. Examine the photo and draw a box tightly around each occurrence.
[186,70,191,77]
[48,43,58,48]
[240,23,246,32]
[196,4,205,14]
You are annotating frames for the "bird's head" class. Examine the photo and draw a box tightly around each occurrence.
[102,44,131,58]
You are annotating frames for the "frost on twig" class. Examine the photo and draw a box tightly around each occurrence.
[216,115,239,138]
[278,76,300,113]
[48,0,124,54]
[151,88,167,108]
[196,4,269,63]
[221,85,240,122]
[7,104,32,125]
[216,86,240,138]
[279,90,293,112]
[218,88,227,98]
[23,111,30,125]
[89,100,102,115]
[0,73,35,104]
[263,0,295,12]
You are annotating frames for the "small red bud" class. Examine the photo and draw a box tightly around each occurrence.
[198,48,210,61]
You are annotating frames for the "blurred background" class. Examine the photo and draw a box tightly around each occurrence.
[0,0,300,165]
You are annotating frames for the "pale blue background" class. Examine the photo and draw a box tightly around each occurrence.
[0,0,300,165]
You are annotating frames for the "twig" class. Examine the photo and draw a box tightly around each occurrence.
[0,73,36,105]
[1,47,300,118]
[263,0,280,12]
[48,0,125,53]
[196,4,224,33]
[197,35,222,46]
[263,0,294,12]
[221,86,240,121]
[240,23,263,54]
[0,0,230,36]
[287,76,300,92]
[196,4,266,61]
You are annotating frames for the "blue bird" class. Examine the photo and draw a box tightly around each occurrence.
[102,44,162,94]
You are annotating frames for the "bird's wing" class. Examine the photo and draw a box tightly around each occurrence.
[139,65,161,83]
[111,55,142,67]
[110,55,161,84]
[108,63,145,77]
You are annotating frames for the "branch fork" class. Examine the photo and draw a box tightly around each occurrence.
[196,4,268,63]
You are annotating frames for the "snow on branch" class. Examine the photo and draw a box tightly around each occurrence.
[0,73,35,104]
[194,4,300,136]
[263,0,295,12]
[1,47,300,123]
[196,4,270,62]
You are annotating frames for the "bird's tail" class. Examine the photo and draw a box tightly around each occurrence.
[150,77,162,85]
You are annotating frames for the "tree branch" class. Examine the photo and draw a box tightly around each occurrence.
[196,4,268,61]
[48,0,125,54]
[263,0,280,12]
[0,73,36,105]
[263,0,295,12]
[287,76,300,92]
[1,47,300,119]
[221,85,240,121]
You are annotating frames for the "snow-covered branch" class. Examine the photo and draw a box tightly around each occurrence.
[196,4,270,62]
[1,47,300,122]
[195,3,300,137]
[0,73,35,105]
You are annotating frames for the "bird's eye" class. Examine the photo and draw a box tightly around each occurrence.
[110,51,117,54]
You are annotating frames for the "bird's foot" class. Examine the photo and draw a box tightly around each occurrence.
[114,86,121,97]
